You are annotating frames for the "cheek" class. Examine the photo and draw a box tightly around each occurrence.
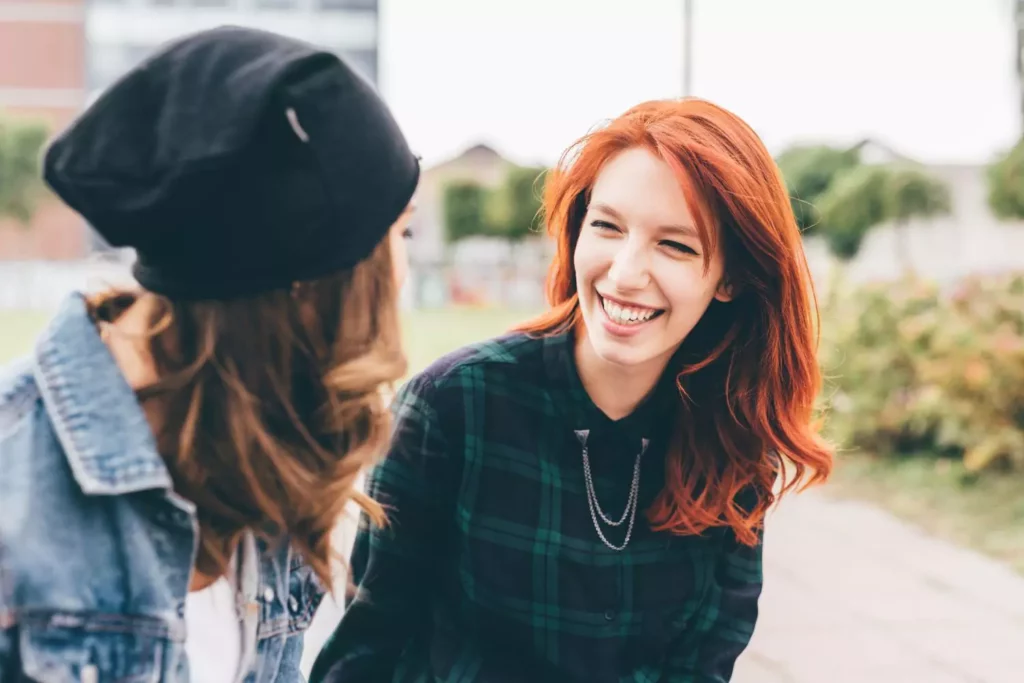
[390,233,409,290]
[573,234,610,288]
[657,262,719,308]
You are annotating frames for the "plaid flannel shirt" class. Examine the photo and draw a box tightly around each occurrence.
[311,331,763,683]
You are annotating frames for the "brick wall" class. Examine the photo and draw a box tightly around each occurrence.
[0,0,87,260]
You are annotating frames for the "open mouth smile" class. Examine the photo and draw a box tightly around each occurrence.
[598,294,665,327]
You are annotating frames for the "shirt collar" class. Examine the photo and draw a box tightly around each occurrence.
[33,293,173,496]
[541,328,678,444]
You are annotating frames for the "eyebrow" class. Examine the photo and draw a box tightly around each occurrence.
[590,202,698,238]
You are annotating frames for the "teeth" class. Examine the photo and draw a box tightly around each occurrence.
[601,297,658,325]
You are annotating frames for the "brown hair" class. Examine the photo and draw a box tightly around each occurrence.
[88,236,404,588]
[517,98,833,545]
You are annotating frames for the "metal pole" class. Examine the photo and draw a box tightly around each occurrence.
[683,0,693,97]
[1017,0,1024,135]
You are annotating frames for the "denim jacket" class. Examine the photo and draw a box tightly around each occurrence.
[0,295,324,682]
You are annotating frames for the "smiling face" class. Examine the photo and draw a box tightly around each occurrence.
[574,146,732,373]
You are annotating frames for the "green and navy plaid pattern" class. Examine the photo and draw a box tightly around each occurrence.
[311,331,763,683]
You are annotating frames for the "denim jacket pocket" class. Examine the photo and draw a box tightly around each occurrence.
[285,558,324,634]
[18,613,169,683]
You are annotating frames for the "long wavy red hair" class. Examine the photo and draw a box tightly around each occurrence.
[516,98,833,546]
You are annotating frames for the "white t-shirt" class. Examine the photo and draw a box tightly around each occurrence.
[185,575,242,683]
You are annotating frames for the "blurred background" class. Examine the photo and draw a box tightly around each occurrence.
[2,1,1024,681]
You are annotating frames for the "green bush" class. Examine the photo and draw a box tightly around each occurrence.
[0,113,49,223]
[820,272,1024,473]
[776,144,861,236]
[988,137,1024,220]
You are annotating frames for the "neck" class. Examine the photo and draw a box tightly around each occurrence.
[574,329,670,421]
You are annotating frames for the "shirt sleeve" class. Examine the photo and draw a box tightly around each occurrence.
[660,526,764,683]
[309,371,458,683]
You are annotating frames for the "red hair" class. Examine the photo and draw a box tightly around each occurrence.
[516,98,833,546]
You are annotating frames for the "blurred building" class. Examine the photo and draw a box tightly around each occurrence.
[415,143,513,267]
[0,0,380,260]
[405,143,553,309]
[0,0,89,259]
[86,0,379,99]
[803,139,1024,287]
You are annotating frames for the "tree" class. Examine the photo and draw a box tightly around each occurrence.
[987,138,1024,220]
[816,164,889,261]
[489,165,547,243]
[442,180,491,243]
[0,114,48,223]
[776,144,861,235]
[817,164,951,273]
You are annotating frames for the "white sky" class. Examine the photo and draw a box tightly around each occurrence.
[378,0,1019,168]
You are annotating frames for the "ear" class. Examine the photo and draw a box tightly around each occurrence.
[714,278,735,303]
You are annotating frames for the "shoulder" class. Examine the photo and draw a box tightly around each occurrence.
[0,356,56,503]
[0,356,42,443]
[415,331,543,385]
[400,331,545,399]
[0,359,80,614]
[388,332,547,445]
[0,357,48,541]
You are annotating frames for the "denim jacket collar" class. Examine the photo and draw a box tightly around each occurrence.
[32,293,174,497]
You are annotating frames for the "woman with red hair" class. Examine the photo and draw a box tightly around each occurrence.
[313,98,834,683]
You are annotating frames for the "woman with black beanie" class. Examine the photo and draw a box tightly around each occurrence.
[0,25,419,683]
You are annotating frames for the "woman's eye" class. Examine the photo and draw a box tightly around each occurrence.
[662,240,698,255]
[402,227,414,239]
[590,220,621,233]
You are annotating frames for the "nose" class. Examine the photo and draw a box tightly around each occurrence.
[607,241,651,291]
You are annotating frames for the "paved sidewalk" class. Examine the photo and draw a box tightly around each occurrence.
[733,492,1024,683]
[303,492,1024,682]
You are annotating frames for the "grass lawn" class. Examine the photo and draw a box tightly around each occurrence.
[0,310,50,365]
[0,307,534,374]
[4,307,1022,573]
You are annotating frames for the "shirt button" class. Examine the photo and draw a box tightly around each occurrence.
[263,587,275,603]
[604,609,616,621]
[288,595,300,613]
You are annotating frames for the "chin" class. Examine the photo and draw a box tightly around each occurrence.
[581,305,669,370]
[586,328,658,369]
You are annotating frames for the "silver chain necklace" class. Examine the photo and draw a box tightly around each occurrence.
[575,430,648,552]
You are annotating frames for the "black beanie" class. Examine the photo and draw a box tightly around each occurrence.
[43,25,420,299]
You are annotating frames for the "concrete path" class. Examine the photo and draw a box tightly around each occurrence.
[302,492,1024,682]
[733,492,1024,683]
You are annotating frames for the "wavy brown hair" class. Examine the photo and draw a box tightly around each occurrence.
[517,98,834,546]
[87,236,405,587]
